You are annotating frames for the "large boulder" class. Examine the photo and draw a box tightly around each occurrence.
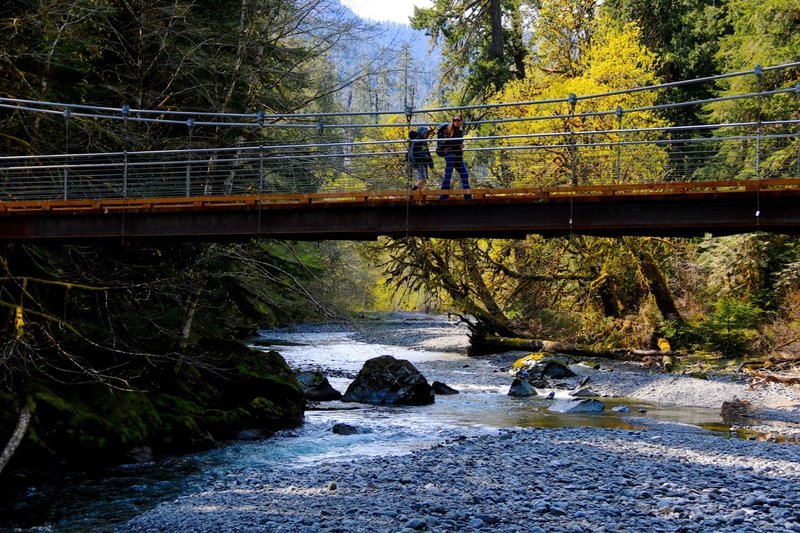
[342,355,434,405]
[0,340,305,471]
[296,370,342,401]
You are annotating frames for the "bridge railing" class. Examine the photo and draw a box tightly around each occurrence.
[2,123,797,201]
[1,64,798,202]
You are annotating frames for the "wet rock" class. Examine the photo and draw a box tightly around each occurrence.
[125,446,155,464]
[236,429,272,441]
[331,423,360,435]
[432,381,459,395]
[342,355,434,405]
[511,353,577,381]
[548,399,605,413]
[721,398,755,423]
[296,370,343,401]
[508,378,536,397]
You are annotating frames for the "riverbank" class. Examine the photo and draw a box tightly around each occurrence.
[119,313,800,532]
[350,312,800,438]
[121,425,800,532]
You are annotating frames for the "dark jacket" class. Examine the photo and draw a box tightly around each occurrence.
[440,126,464,159]
[409,126,434,167]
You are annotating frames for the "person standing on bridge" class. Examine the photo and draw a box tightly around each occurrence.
[409,126,435,192]
[437,114,471,200]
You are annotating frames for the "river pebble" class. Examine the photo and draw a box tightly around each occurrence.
[119,315,800,531]
[119,424,800,532]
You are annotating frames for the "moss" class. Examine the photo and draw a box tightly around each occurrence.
[1,340,305,472]
[0,392,20,437]
[205,407,251,437]
[22,383,161,466]
[249,396,303,427]
[510,352,548,371]
[152,394,203,418]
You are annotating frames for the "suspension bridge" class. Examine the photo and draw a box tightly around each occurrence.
[0,63,798,242]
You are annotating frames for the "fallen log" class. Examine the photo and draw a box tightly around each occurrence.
[468,333,684,361]
[745,370,800,385]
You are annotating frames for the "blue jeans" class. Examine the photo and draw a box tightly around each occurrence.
[441,153,471,199]
[415,164,429,182]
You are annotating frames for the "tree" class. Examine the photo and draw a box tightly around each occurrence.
[602,0,725,125]
[411,0,529,103]
[0,0,376,471]
[494,13,666,187]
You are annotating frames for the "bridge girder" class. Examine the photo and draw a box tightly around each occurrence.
[0,190,798,243]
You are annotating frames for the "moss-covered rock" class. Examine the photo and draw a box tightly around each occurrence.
[0,340,304,472]
[9,382,162,467]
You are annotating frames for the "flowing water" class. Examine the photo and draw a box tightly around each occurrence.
[0,317,728,532]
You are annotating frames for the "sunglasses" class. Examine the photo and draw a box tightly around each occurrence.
[453,118,462,122]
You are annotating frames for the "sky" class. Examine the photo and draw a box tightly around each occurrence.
[340,0,433,24]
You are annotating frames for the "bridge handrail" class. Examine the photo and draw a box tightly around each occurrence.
[1,119,797,165]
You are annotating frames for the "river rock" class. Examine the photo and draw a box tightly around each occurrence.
[342,355,435,405]
[331,423,360,435]
[548,399,605,413]
[296,370,343,401]
[511,353,577,379]
[432,381,459,395]
[508,377,536,397]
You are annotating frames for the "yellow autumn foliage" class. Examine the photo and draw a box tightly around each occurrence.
[492,14,668,189]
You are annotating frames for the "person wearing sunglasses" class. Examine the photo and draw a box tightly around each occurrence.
[437,114,472,200]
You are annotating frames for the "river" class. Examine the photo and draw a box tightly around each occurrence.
[0,314,726,532]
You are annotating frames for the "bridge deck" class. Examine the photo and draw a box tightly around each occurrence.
[1,179,799,242]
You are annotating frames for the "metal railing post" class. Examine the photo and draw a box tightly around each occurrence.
[122,104,129,197]
[615,106,623,183]
[257,110,265,195]
[63,108,70,200]
[568,93,577,186]
[755,64,762,181]
[186,118,195,197]
[755,65,762,221]
[795,83,799,178]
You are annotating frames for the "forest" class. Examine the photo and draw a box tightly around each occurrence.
[0,0,798,472]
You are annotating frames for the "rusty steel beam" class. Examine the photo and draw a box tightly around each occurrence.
[0,191,798,243]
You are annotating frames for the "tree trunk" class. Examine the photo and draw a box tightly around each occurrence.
[174,282,204,375]
[626,239,684,323]
[0,396,36,475]
[489,0,504,60]
[590,267,624,318]
[468,331,685,360]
